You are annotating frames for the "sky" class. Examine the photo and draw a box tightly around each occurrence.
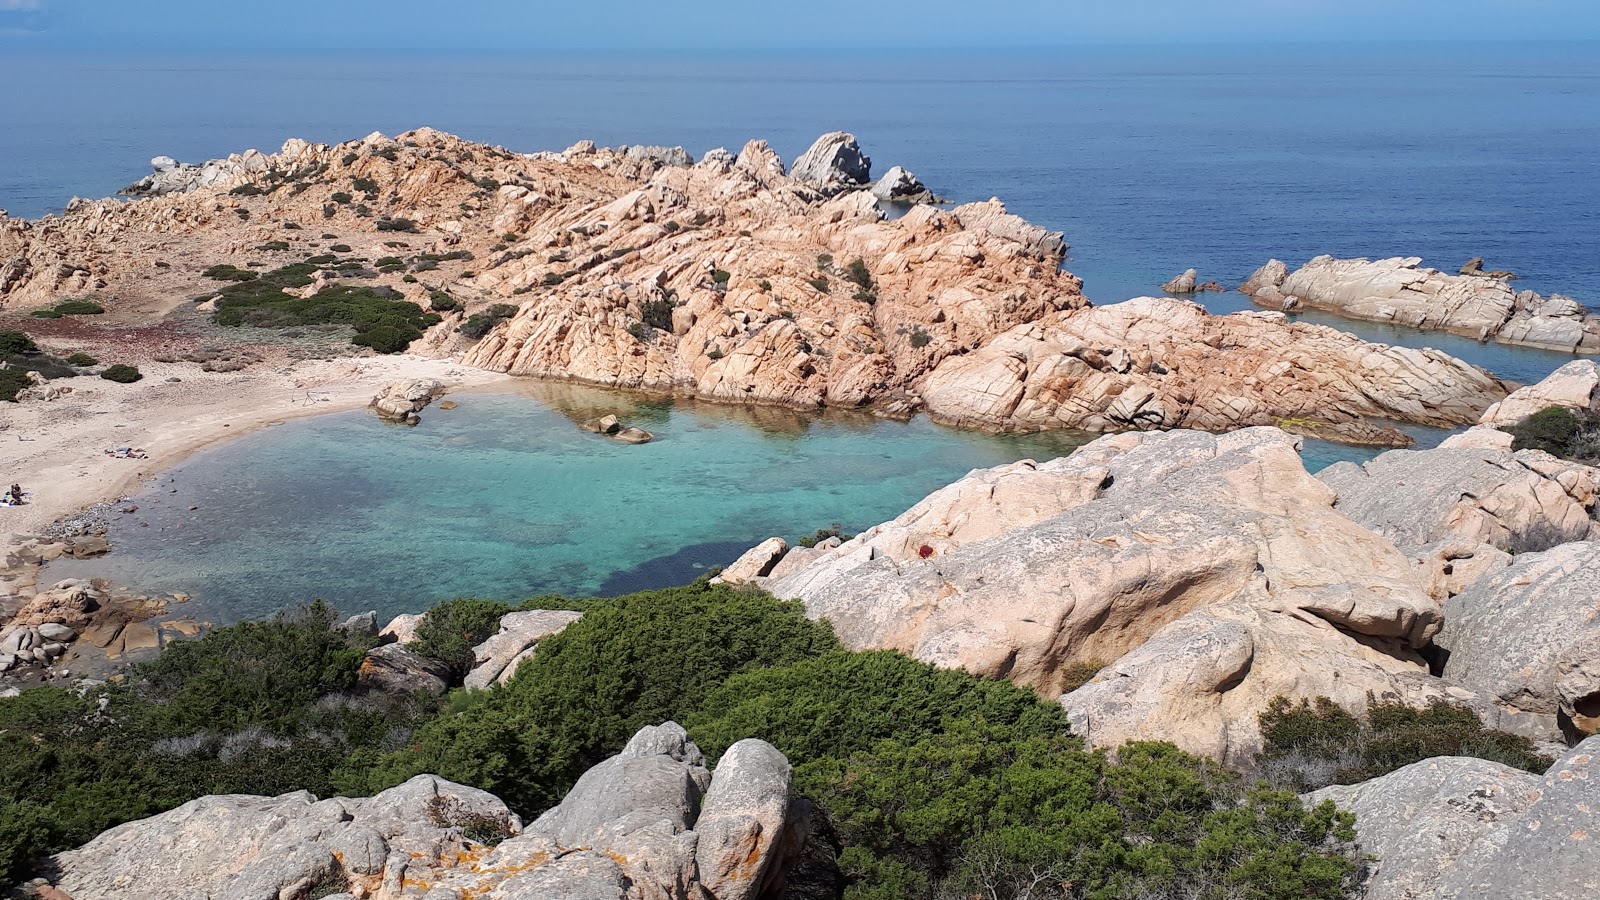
[1,0,1597,49]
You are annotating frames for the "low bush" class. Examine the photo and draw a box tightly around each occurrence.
[376,217,418,233]
[52,298,106,315]
[845,257,873,290]
[256,241,291,252]
[1257,696,1552,791]
[428,291,459,312]
[909,328,931,348]
[0,331,38,355]
[457,303,518,340]
[409,598,511,678]
[203,264,257,282]
[797,524,853,548]
[1503,405,1600,463]
[710,269,731,285]
[65,352,99,367]
[807,276,830,294]
[639,297,676,331]
[100,365,142,383]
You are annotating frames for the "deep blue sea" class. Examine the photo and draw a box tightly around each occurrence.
[13,44,1600,619]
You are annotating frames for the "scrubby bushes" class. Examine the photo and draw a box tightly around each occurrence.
[65,352,99,366]
[639,297,676,331]
[410,598,510,678]
[457,303,518,340]
[0,331,38,355]
[1,330,82,402]
[0,603,434,888]
[203,264,257,282]
[99,364,142,383]
[1503,405,1600,463]
[1257,696,1552,791]
[206,264,439,354]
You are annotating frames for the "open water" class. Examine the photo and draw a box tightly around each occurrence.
[13,44,1600,619]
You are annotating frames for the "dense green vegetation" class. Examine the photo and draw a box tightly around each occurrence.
[1503,404,1600,463]
[99,364,143,384]
[1,330,80,402]
[457,303,518,339]
[1,583,1373,897]
[204,262,439,354]
[0,603,434,888]
[28,297,105,318]
[1256,696,1552,791]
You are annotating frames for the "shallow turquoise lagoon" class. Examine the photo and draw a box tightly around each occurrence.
[49,382,1439,625]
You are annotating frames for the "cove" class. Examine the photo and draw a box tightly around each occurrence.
[47,381,1438,626]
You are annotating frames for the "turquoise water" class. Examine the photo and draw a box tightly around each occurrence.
[49,382,1449,624]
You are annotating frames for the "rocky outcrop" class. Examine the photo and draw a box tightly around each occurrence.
[357,643,451,695]
[1309,736,1600,900]
[918,298,1507,445]
[713,537,789,585]
[1160,268,1198,293]
[45,723,806,900]
[462,608,583,689]
[870,166,937,204]
[0,129,1509,444]
[369,378,445,425]
[763,427,1452,763]
[1242,255,1600,353]
[121,152,274,198]
[1318,444,1600,598]
[789,132,871,192]
[1437,542,1600,738]
[48,774,518,900]
[1479,359,1600,428]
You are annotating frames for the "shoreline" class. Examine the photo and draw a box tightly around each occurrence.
[0,354,512,558]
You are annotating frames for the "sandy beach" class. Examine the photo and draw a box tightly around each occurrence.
[0,353,510,549]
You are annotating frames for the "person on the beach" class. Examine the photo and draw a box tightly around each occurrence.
[7,484,22,504]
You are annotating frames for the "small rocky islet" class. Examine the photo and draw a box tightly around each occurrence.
[1,129,1598,899]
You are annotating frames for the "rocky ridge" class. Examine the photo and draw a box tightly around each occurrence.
[2,129,1510,444]
[1242,255,1600,353]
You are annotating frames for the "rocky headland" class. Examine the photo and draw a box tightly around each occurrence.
[2,129,1514,450]
[1243,254,1600,353]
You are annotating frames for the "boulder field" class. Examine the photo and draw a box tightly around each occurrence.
[2,128,1510,445]
[1242,254,1600,353]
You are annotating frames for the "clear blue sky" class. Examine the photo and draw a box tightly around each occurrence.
[2,0,1597,48]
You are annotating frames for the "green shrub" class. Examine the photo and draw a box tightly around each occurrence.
[812,725,1360,900]
[816,252,834,269]
[66,352,99,367]
[330,244,353,253]
[352,177,379,195]
[376,217,418,233]
[0,371,29,403]
[256,241,291,252]
[361,583,838,811]
[639,297,676,331]
[845,257,873,290]
[456,303,518,340]
[410,598,512,679]
[0,331,38,355]
[330,192,353,205]
[229,183,266,197]
[428,291,459,312]
[208,267,438,354]
[909,328,931,348]
[711,269,731,285]
[203,264,257,282]
[1257,696,1552,791]
[758,279,772,292]
[1503,405,1600,463]
[807,276,830,294]
[342,152,360,165]
[797,524,853,548]
[28,309,60,319]
[46,298,105,316]
[100,365,143,383]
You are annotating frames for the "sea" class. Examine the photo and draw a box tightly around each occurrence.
[13,43,1600,620]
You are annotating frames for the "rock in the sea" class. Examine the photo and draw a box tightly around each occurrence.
[768,427,1450,763]
[870,165,936,203]
[368,379,445,425]
[1241,255,1600,353]
[1309,736,1600,900]
[1161,268,1198,293]
[377,613,422,645]
[613,425,654,444]
[463,609,583,689]
[581,413,622,434]
[1437,541,1600,738]
[790,131,871,191]
[1478,359,1600,428]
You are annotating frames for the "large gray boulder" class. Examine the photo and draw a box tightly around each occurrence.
[1318,443,1600,598]
[356,642,450,695]
[49,775,516,900]
[767,427,1452,764]
[1438,541,1600,738]
[1309,736,1600,900]
[869,165,936,204]
[790,131,871,192]
[462,609,583,689]
[695,739,795,900]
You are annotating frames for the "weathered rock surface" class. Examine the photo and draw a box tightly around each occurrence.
[462,608,583,689]
[369,378,445,425]
[870,165,937,204]
[712,537,789,585]
[1318,444,1600,598]
[45,723,806,900]
[789,131,871,191]
[1309,736,1600,900]
[357,643,451,696]
[48,774,517,900]
[1479,359,1600,428]
[918,298,1507,445]
[1437,542,1600,738]
[765,427,1450,763]
[1242,255,1600,353]
[1160,268,1197,293]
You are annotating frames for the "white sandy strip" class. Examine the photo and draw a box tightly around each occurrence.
[0,355,510,547]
